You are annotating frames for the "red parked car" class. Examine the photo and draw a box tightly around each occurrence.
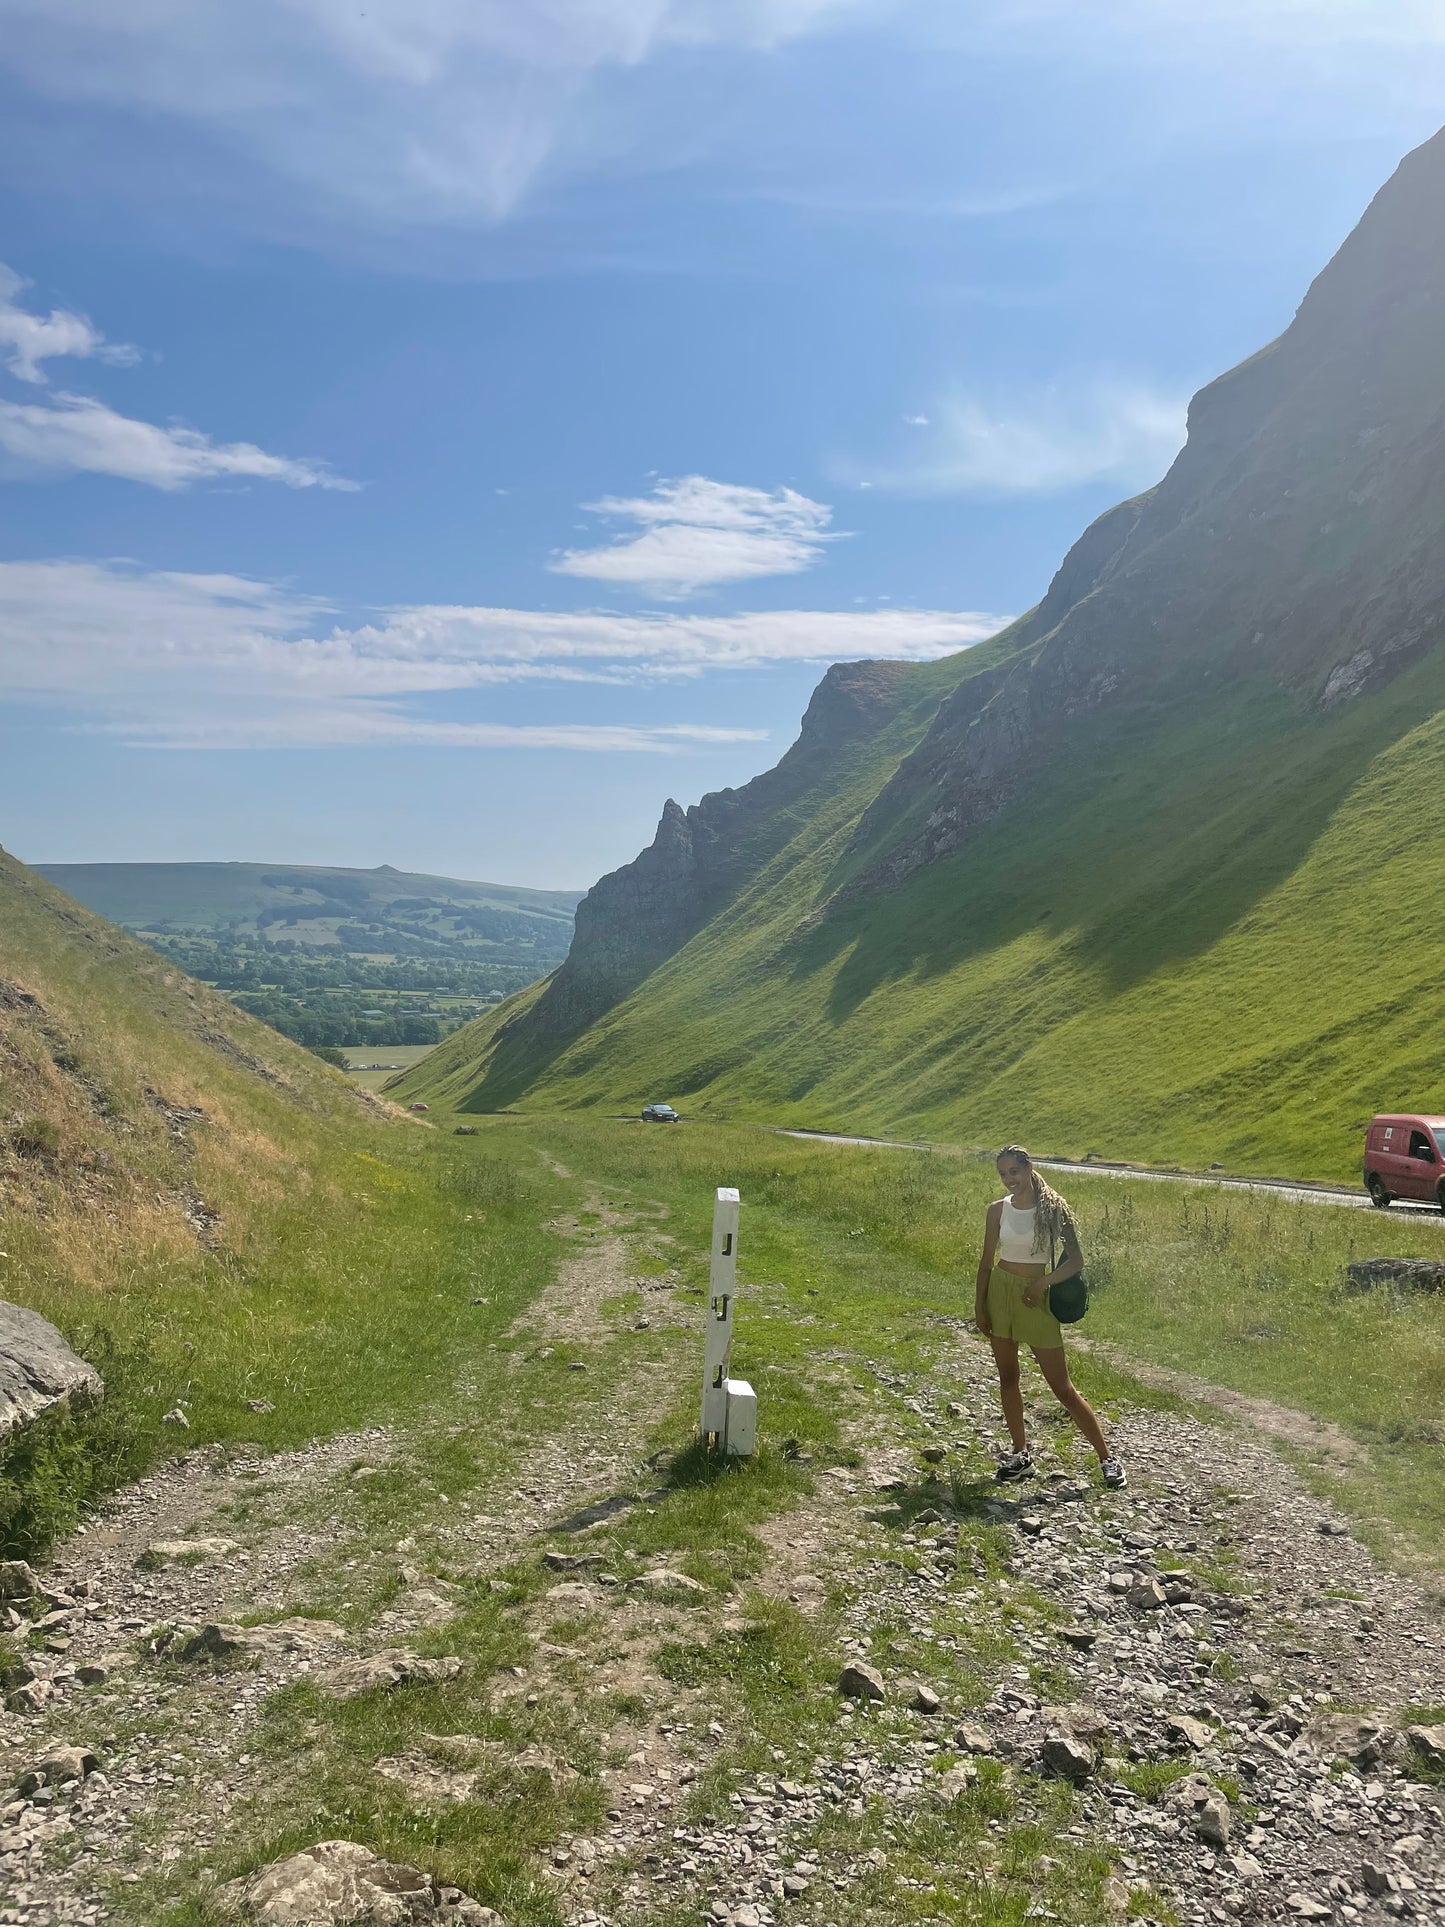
[1363,1113,1445,1209]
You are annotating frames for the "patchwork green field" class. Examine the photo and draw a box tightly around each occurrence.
[31,861,582,1051]
[342,1042,440,1093]
[35,861,581,958]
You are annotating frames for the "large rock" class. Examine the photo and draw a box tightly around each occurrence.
[626,1568,708,1600]
[1040,1703,1112,1748]
[1168,1715,1215,1752]
[1407,1723,1445,1766]
[1346,1260,1445,1294]
[1172,1772,1231,1847]
[16,1744,99,1795]
[1040,1734,1096,1784]
[5,1678,52,1715]
[322,1651,462,1700]
[372,1754,480,1808]
[220,1840,499,1923]
[837,1662,886,1702]
[1127,1577,1167,1612]
[542,1582,596,1609]
[1306,1711,1396,1768]
[0,1559,38,1599]
[931,1763,977,1802]
[0,1300,102,1435]
[142,1538,239,1567]
[181,1619,347,1663]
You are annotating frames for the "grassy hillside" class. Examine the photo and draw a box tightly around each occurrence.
[0,847,559,1555]
[397,645,1445,1183]
[1,847,369,1275]
[397,131,1445,1184]
[390,646,1007,1113]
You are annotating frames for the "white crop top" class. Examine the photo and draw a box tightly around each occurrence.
[998,1197,1043,1262]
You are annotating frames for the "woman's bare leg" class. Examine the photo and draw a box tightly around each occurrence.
[1031,1346,1110,1461]
[989,1337,1027,1452]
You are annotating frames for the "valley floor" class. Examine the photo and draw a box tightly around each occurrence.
[1,1120,1442,1927]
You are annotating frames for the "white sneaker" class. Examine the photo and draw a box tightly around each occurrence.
[995,1450,1034,1482]
[1100,1457,1127,1489]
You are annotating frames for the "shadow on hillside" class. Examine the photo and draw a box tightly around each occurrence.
[790,660,1440,1030]
[456,996,589,1113]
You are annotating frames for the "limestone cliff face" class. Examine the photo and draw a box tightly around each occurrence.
[850,123,1445,890]
[522,659,912,1036]
[491,122,1445,1053]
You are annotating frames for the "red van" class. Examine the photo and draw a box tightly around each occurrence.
[1363,1114,1445,1209]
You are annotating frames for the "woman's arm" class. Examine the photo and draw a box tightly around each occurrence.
[975,1202,1000,1331]
[1022,1221,1082,1307]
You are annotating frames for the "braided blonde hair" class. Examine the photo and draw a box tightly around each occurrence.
[997,1144,1075,1258]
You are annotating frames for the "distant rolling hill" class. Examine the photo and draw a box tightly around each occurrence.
[395,125,1445,1184]
[36,862,582,966]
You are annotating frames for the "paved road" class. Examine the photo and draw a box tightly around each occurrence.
[777,1128,1445,1218]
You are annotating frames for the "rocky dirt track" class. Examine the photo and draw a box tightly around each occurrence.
[0,1211,1441,1927]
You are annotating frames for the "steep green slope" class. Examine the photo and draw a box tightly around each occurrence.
[392,643,1025,1111]
[428,651,1439,1179]
[399,126,1445,1183]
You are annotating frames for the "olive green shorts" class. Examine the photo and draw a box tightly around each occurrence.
[985,1267,1064,1349]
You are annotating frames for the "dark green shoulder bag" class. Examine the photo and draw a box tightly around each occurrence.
[1048,1231,1090,1324]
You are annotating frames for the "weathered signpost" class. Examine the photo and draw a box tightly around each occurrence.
[699,1186,756,1457]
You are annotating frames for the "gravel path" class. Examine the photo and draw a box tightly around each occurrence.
[1,1212,1441,1927]
[550,1332,1445,1927]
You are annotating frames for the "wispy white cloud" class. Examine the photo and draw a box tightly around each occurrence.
[0,262,138,383]
[0,557,1005,749]
[551,476,838,597]
[115,714,767,753]
[0,392,359,491]
[0,0,1433,239]
[855,377,1188,496]
[0,0,887,229]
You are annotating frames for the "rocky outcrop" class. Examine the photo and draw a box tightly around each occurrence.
[410,122,1445,1125]
[1345,1258,1445,1293]
[847,123,1445,891]
[0,1301,102,1436]
[219,1840,498,1923]
[498,659,913,1043]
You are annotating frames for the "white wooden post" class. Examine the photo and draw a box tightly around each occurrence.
[699,1186,755,1455]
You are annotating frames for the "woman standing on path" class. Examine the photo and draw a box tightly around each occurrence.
[975,1144,1126,1488]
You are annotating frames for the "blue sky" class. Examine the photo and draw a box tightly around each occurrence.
[0,1,1441,889]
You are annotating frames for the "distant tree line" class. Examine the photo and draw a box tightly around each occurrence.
[137,931,546,1049]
